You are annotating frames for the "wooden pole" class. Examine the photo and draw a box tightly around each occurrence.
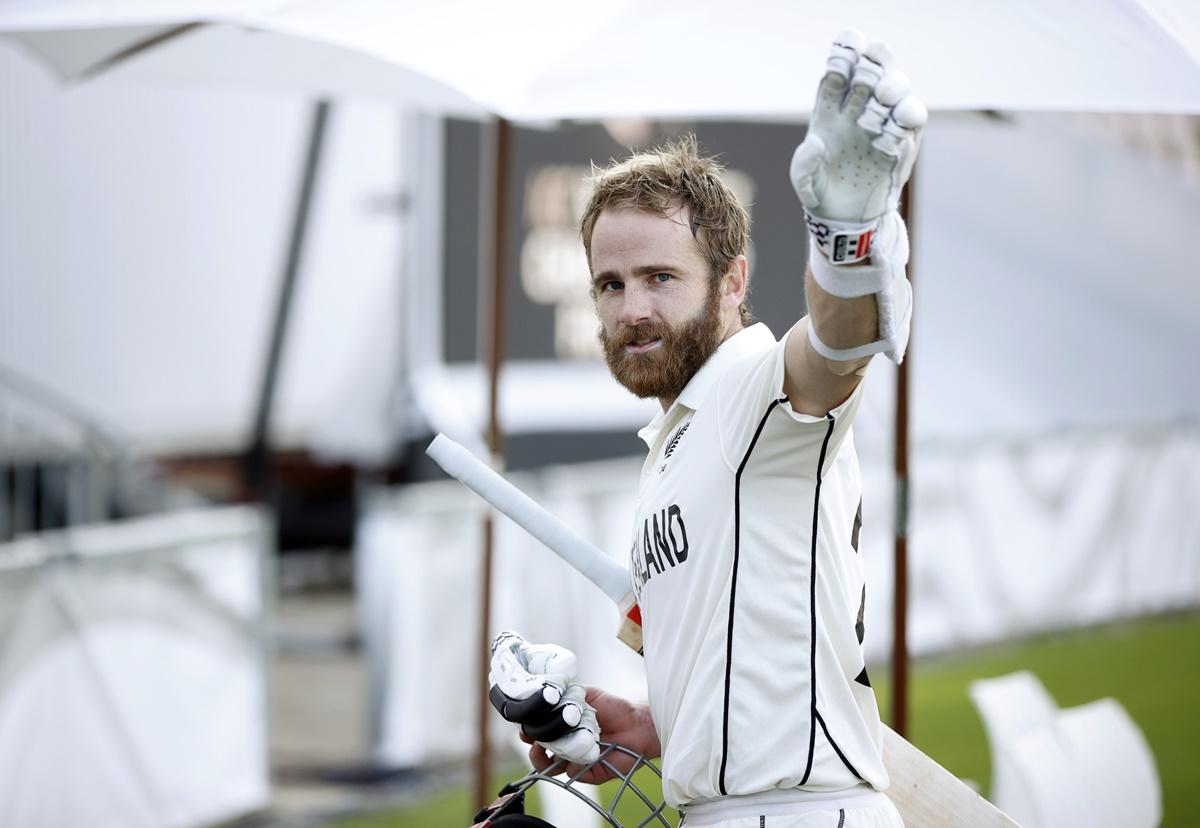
[475,116,511,811]
[891,163,917,738]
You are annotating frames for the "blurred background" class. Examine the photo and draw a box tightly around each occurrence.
[1,3,1198,827]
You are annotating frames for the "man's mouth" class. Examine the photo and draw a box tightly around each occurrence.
[624,337,662,354]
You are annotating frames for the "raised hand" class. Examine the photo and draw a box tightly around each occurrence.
[790,29,927,265]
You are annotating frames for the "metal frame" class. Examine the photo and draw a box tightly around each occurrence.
[500,742,672,828]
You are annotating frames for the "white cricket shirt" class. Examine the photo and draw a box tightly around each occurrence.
[628,322,887,809]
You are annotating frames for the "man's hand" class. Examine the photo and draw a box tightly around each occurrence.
[786,28,925,372]
[791,28,926,266]
[488,631,601,765]
[524,687,660,784]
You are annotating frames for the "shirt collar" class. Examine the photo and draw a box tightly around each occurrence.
[676,322,775,411]
[637,323,775,446]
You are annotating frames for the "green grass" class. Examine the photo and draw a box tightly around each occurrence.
[331,611,1200,827]
[328,761,677,828]
[326,765,534,828]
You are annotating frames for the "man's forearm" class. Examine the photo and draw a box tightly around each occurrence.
[805,265,878,354]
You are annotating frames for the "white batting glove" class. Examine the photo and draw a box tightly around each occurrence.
[790,29,926,364]
[539,683,600,766]
[488,631,600,765]
[791,29,926,265]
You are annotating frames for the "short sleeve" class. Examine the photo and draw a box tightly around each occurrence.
[713,324,868,470]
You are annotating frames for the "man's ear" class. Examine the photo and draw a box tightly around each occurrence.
[722,255,749,309]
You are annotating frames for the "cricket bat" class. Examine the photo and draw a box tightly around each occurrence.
[426,433,1020,828]
[426,434,644,653]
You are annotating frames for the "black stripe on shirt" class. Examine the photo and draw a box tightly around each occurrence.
[800,413,837,785]
[719,396,787,795]
[816,708,866,783]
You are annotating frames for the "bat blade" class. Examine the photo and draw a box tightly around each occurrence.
[883,726,1021,827]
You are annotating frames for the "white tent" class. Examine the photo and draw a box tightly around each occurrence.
[0,40,411,455]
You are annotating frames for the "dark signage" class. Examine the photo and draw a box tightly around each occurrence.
[443,120,809,365]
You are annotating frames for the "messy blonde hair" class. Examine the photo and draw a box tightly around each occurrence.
[580,134,752,325]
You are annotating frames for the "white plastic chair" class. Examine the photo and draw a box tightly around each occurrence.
[968,670,1059,815]
[969,671,1162,828]
[1057,698,1162,828]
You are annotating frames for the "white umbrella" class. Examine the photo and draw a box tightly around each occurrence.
[4,1,1199,116]
[0,1,486,114]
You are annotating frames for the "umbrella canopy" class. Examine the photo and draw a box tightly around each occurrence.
[3,0,1199,117]
[0,1,486,115]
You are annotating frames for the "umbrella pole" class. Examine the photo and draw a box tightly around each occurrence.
[891,163,917,737]
[243,100,330,499]
[476,116,512,811]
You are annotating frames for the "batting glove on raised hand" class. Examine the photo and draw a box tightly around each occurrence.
[791,28,926,265]
[488,631,600,765]
[790,29,926,363]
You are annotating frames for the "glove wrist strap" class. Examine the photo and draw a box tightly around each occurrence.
[804,213,880,265]
[807,238,890,298]
[805,210,913,365]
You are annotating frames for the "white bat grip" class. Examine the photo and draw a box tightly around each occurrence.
[426,434,632,605]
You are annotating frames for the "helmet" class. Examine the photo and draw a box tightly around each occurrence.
[469,742,671,827]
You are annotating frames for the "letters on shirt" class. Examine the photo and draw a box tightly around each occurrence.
[631,504,689,599]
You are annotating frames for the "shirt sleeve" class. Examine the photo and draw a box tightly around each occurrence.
[713,320,868,471]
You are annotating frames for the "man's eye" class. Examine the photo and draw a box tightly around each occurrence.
[602,280,623,292]
[653,273,672,283]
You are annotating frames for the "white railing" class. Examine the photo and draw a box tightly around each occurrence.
[0,363,188,540]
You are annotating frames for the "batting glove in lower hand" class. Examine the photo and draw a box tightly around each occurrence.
[790,28,927,266]
[488,631,600,765]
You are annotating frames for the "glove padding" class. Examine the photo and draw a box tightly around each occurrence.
[488,631,600,764]
[790,29,927,265]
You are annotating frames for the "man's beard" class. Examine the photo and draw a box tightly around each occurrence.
[599,284,724,401]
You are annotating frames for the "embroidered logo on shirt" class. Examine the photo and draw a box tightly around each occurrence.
[658,423,690,473]
[664,423,689,458]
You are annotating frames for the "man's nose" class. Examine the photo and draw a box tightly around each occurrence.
[618,284,653,326]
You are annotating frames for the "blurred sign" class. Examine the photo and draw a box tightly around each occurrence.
[519,163,596,359]
[442,120,806,366]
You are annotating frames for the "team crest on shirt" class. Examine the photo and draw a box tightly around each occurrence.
[631,504,690,600]
[658,423,690,474]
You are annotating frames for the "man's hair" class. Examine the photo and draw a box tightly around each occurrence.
[580,134,753,325]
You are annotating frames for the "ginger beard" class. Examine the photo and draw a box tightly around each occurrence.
[600,279,724,401]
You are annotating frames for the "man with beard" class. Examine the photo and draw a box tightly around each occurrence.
[489,30,925,828]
